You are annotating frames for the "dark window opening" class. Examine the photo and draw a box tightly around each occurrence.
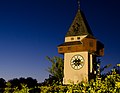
[71,38,74,40]
[77,37,80,40]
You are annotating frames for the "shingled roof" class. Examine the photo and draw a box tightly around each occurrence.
[66,9,94,37]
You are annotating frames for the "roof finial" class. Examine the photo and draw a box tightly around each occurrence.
[77,0,80,10]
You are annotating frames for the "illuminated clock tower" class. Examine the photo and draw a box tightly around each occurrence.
[58,1,104,84]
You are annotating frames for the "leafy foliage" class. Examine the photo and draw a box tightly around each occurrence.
[46,56,64,84]
[40,72,120,93]
[0,69,119,93]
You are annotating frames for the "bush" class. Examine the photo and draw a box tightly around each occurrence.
[2,71,120,93]
[39,73,120,93]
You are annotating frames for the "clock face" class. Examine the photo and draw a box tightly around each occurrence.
[70,55,84,70]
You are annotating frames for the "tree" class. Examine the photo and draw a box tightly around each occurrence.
[96,59,112,78]
[19,77,26,85]
[26,77,38,88]
[0,78,6,92]
[46,56,64,84]
[8,78,20,88]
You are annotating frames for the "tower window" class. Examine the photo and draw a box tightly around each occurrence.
[71,38,74,40]
[77,37,80,40]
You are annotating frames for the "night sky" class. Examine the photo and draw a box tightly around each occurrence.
[0,0,120,83]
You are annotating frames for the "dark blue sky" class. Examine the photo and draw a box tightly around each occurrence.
[0,0,120,82]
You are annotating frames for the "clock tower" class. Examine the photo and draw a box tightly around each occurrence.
[58,3,104,84]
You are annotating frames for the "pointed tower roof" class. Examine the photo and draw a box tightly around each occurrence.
[66,9,94,38]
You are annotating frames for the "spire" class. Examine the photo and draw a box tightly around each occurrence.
[65,10,94,37]
[65,0,94,37]
[77,0,80,10]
